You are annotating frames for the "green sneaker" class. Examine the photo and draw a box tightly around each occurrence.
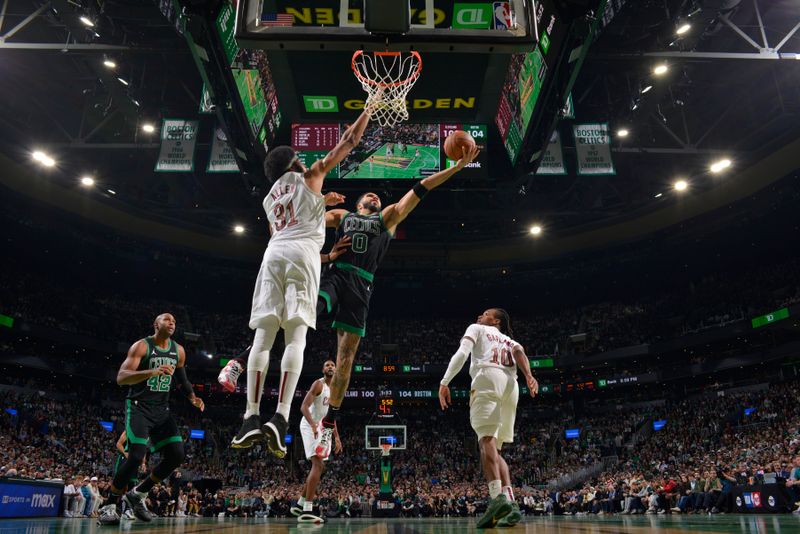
[496,501,522,527]
[477,494,512,529]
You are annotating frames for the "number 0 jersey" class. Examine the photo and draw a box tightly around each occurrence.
[331,211,393,281]
[463,324,522,379]
[264,171,325,250]
[127,337,179,406]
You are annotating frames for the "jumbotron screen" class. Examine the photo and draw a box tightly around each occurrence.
[291,123,487,179]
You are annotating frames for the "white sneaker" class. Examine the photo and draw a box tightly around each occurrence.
[218,360,243,392]
[124,509,135,520]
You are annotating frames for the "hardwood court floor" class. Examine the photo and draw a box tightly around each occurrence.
[3,515,800,533]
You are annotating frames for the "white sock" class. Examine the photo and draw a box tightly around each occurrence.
[488,479,502,499]
[503,485,515,502]
[275,320,306,421]
[303,501,313,512]
[244,323,278,418]
[298,496,306,507]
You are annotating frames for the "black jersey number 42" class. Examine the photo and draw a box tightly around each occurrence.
[147,375,172,392]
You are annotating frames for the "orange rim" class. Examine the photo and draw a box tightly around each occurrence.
[352,50,423,88]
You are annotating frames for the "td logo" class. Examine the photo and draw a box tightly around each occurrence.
[303,95,339,113]
[452,3,492,29]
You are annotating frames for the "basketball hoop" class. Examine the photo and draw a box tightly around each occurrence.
[380,443,393,456]
[352,50,422,127]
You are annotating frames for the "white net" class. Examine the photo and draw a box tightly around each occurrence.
[352,51,422,128]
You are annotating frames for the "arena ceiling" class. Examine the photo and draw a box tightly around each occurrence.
[0,0,799,256]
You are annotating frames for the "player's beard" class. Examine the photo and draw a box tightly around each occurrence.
[362,200,380,213]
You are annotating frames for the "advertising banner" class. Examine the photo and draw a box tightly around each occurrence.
[0,479,63,518]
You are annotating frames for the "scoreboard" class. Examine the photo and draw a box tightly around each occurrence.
[291,123,341,178]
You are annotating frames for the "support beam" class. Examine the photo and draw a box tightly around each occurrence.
[612,147,732,155]
[0,0,9,35]
[775,22,800,52]
[599,51,798,61]
[752,0,769,50]
[720,14,763,52]
[0,2,50,42]
[0,42,183,52]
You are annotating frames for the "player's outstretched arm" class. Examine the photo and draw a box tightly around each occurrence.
[305,108,373,193]
[300,380,323,436]
[383,145,480,232]
[176,345,204,412]
[438,335,475,410]
[117,340,169,385]
[512,345,538,397]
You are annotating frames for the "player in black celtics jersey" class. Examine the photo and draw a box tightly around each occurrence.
[98,313,204,526]
[313,144,480,456]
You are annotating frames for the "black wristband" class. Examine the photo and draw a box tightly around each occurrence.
[174,366,195,398]
[412,181,430,199]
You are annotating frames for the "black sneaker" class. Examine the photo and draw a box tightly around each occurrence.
[97,504,120,526]
[123,491,153,522]
[231,414,263,449]
[262,413,288,458]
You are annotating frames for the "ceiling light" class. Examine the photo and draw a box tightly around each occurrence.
[654,193,663,198]
[206,353,214,359]
[142,123,156,133]
[676,23,691,35]
[641,85,653,94]
[79,16,94,27]
[234,225,245,234]
[653,64,669,76]
[32,150,55,167]
[710,158,732,173]
[117,77,128,86]
[103,59,116,69]
[617,129,629,138]
[529,225,542,236]
[107,189,116,195]
[631,102,640,111]
[674,180,688,191]
[80,176,95,187]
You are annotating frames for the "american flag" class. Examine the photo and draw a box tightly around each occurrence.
[260,13,294,27]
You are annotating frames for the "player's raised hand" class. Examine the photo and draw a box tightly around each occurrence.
[190,395,205,412]
[324,191,346,206]
[438,384,452,411]
[527,375,539,398]
[329,235,352,262]
[454,145,480,170]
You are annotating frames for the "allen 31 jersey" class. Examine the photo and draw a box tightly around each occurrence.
[264,171,325,249]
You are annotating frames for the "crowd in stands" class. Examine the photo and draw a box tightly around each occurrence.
[4,368,800,519]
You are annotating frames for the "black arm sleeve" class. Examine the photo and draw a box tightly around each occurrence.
[174,366,195,398]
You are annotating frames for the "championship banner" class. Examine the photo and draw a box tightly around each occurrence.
[536,131,566,175]
[155,119,198,172]
[207,129,239,173]
[573,123,615,175]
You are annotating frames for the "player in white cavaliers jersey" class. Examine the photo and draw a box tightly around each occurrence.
[439,308,538,528]
[231,106,373,455]
[291,360,342,523]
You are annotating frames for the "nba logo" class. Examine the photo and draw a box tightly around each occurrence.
[493,2,513,30]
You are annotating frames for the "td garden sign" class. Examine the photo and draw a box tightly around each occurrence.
[303,95,477,113]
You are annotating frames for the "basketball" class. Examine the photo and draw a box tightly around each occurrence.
[444,130,476,161]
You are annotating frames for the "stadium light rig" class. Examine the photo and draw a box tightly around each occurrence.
[641,85,653,94]
[529,225,542,236]
[616,129,629,138]
[653,64,669,76]
[141,123,156,133]
[710,158,732,173]
[234,225,245,234]
[80,176,95,187]
[32,150,56,168]
[103,59,116,69]
[676,23,691,35]
[79,16,94,27]
[673,180,688,192]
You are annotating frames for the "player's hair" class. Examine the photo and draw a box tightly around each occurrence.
[493,308,513,338]
[263,146,297,183]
